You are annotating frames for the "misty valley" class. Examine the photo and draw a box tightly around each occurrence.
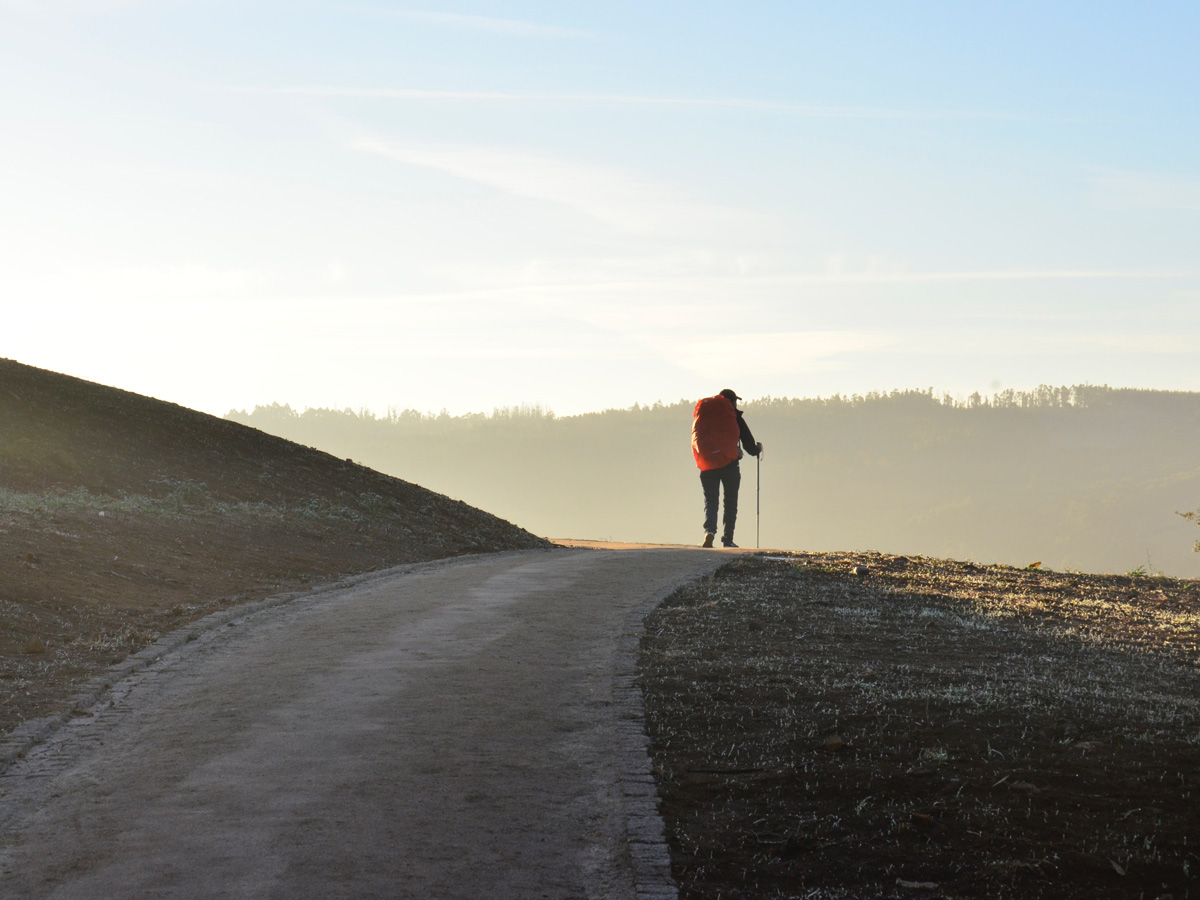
[229,385,1200,579]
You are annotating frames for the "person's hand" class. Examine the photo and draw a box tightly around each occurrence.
[756,442,764,458]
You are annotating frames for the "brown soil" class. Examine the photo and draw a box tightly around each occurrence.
[641,552,1200,900]
[7,358,1200,898]
[0,358,549,739]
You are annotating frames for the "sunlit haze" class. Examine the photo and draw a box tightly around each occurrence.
[3,2,1198,416]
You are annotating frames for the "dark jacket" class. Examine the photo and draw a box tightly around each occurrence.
[736,411,760,459]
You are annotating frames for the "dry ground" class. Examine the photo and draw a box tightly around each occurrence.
[1,358,548,741]
[6,359,1200,899]
[640,552,1200,899]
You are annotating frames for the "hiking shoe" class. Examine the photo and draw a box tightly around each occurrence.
[722,539,738,548]
[701,533,715,548]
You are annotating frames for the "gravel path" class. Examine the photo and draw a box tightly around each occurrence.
[0,548,723,900]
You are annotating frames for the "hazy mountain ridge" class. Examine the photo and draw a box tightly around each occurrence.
[228,386,1200,577]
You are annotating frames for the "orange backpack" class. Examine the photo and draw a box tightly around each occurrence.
[691,394,740,471]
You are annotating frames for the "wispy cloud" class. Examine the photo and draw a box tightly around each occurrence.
[416,267,1191,295]
[0,0,137,13]
[1037,333,1200,353]
[1090,169,1200,212]
[4,263,272,302]
[241,85,1053,122]
[644,332,898,378]
[758,269,1190,284]
[905,331,1200,357]
[386,10,588,38]
[352,138,774,239]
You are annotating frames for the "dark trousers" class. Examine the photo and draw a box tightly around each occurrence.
[700,461,740,541]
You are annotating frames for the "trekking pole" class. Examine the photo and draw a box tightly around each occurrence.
[756,452,761,549]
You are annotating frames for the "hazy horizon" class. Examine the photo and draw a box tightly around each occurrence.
[230,386,1200,579]
[3,3,1198,418]
[223,381,1200,421]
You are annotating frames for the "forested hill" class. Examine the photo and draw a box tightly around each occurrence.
[228,386,1200,578]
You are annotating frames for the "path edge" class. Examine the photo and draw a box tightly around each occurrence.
[612,555,724,900]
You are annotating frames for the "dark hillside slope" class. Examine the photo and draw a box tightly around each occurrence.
[0,358,548,738]
[1,357,546,553]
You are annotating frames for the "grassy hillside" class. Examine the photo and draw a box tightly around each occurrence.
[228,387,1200,577]
[0,358,548,738]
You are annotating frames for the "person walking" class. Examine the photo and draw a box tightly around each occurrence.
[691,389,763,548]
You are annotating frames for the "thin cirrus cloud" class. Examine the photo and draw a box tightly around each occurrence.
[244,84,1039,122]
[386,10,589,38]
[754,269,1190,284]
[352,138,775,239]
[1090,169,1200,212]
[0,0,136,12]
[1037,333,1200,354]
[415,267,1192,297]
[644,332,899,378]
[899,330,1200,359]
[3,263,272,303]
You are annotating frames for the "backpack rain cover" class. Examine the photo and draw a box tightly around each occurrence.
[692,394,740,471]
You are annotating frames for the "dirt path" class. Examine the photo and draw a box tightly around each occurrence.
[0,547,724,900]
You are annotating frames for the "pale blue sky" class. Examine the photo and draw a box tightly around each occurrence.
[3,1,1197,415]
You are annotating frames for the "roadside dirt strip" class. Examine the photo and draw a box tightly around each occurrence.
[0,547,725,900]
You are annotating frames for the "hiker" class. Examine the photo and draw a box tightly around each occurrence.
[691,389,763,548]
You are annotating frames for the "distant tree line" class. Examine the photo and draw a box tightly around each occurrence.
[227,385,1200,576]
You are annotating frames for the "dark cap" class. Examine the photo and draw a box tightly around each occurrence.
[719,388,740,403]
